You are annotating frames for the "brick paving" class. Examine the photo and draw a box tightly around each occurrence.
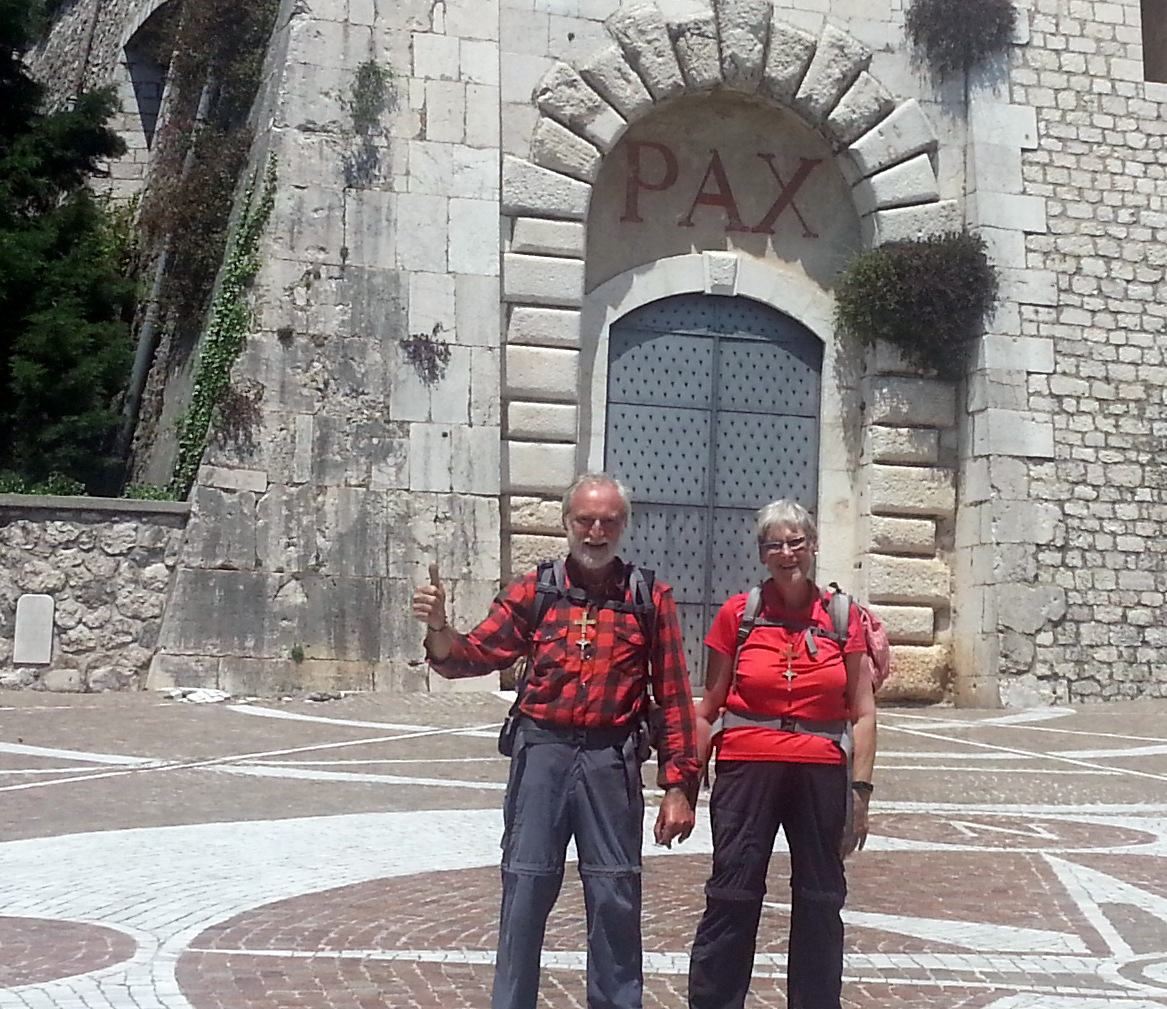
[5,692,1167,1008]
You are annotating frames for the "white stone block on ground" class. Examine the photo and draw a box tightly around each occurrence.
[13,594,54,664]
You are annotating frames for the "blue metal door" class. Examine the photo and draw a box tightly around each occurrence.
[605,293,823,683]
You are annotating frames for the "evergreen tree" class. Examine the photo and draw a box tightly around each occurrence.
[0,0,136,494]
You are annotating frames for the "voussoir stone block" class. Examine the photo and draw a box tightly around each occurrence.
[879,644,949,702]
[793,24,870,124]
[579,43,655,121]
[530,117,601,183]
[854,152,939,213]
[870,200,961,244]
[502,156,590,220]
[503,253,585,307]
[607,4,685,102]
[869,515,937,555]
[844,99,938,181]
[870,465,956,518]
[669,12,722,90]
[534,63,627,152]
[867,425,939,465]
[504,345,580,401]
[826,71,895,148]
[759,20,817,103]
[870,604,935,644]
[867,555,951,606]
[715,0,770,92]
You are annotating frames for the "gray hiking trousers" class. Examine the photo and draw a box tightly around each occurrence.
[492,716,645,1009]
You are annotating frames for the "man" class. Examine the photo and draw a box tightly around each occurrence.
[413,472,700,1009]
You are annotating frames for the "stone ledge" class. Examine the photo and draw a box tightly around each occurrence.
[0,494,191,517]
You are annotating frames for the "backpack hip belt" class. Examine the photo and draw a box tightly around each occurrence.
[716,709,852,752]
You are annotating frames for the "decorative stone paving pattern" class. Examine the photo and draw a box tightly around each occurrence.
[0,917,136,987]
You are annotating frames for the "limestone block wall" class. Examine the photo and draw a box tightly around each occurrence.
[149,0,504,696]
[994,0,1167,703]
[0,496,188,692]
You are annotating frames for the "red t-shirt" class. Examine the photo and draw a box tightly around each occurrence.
[705,581,866,764]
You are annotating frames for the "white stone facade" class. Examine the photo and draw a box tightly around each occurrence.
[15,0,1167,703]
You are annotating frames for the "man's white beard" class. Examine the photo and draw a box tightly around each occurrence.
[567,529,620,571]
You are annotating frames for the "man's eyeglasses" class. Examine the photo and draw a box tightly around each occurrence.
[570,515,625,534]
[760,536,809,554]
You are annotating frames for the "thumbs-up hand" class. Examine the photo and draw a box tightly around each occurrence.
[412,562,448,631]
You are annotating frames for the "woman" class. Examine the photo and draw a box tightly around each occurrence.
[688,499,877,1009]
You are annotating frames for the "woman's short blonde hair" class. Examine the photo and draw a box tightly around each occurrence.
[755,499,817,544]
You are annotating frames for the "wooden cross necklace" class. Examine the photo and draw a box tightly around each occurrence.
[574,610,597,654]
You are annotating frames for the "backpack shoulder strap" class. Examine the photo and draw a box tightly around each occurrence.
[737,584,764,647]
[531,559,565,632]
[627,565,656,642]
[825,582,853,644]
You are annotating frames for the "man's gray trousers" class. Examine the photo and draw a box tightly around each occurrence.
[492,717,645,1009]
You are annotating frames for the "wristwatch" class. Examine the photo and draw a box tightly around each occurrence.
[851,780,874,795]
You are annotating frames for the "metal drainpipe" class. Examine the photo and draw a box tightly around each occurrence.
[115,69,217,469]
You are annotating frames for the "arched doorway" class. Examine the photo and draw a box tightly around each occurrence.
[605,293,822,682]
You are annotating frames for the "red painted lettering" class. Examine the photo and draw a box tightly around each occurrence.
[679,150,748,232]
[750,155,821,237]
[622,141,679,223]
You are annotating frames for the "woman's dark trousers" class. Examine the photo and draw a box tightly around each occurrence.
[493,720,645,1009]
[688,759,848,1009]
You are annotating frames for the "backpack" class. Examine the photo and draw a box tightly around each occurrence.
[498,560,657,756]
[735,581,891,691]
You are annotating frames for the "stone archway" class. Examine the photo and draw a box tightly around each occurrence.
[499,1,956,549]
[498,3,959,703]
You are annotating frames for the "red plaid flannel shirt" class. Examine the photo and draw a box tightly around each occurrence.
[428,558,700,789]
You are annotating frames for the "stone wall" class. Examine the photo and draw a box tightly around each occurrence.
[998,0,1167,703]
[0,496,189,691]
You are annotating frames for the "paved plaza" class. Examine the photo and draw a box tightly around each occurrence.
[5,691,1167,1008]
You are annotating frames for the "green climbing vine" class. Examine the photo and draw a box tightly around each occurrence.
[169,155,277,498]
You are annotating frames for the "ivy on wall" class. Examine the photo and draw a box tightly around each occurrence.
[834,232,999,380]
[169,156,277,498]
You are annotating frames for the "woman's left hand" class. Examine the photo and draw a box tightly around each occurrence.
[841,791,870,859]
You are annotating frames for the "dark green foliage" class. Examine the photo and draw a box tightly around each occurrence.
[905,0,1017,78]
[0,469,85,495]
[122,482,175,500]
[0,0,135,494]
[344,60,393,189]
[834,232,998,379]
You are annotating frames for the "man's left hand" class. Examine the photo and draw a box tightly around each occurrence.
[653,786,695,848]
